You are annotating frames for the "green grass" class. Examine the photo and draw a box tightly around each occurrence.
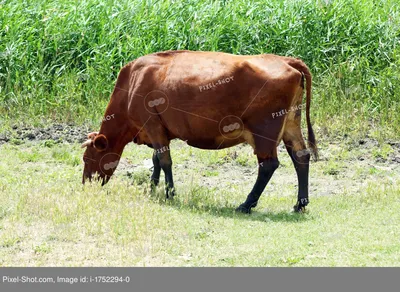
[1,0,400,267]
[0,140,399,266]
[1,0,400,137]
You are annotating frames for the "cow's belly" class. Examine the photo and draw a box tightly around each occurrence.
[177,128,255,150]
[185,137,242,150]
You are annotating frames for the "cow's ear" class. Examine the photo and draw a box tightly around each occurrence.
[93,134,108,152]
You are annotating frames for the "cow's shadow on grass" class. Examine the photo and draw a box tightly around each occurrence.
[149,189,310,223]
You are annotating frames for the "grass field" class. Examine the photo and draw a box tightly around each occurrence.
[0,137,399,266]
[1,0,400,266]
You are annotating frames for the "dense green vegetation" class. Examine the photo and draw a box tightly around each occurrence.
[1,0,399,134]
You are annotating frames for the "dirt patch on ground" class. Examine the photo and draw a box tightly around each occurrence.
[2,123,400,164]
[0,124,89,145]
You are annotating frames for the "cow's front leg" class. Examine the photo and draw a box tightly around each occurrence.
[156,146,175,199]
[236,157,279,214]
[150,150,161,190]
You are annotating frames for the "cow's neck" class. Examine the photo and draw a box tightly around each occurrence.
[98,81,139,151]
[98,110,134,152]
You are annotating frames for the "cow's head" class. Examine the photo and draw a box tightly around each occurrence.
[81,132,122,185]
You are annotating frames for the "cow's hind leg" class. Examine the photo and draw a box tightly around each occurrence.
[236,146,279,214]
[282,124,310,212]
[145,120,175,199]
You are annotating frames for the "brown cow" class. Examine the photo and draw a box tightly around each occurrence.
[82,50,318,213]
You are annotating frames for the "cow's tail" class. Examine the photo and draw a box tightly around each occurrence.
[285,57,318,161]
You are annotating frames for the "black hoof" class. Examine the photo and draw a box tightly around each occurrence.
[166,189,176,199]
[236,205,252,214]
[150,179,159,191]
[235,202,257,214]
[294,198,309,213]
[293,203,307,213]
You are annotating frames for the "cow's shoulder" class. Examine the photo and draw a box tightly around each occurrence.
[130,52,184,76]
[151,50,191,57]
[134,50,188,66]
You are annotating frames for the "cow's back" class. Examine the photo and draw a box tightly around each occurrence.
[129,51,303,149]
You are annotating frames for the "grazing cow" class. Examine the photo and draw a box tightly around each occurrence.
[82,50,318,213]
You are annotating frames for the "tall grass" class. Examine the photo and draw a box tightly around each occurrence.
[0,0,399,136]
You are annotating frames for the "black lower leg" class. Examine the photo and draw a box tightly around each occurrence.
[236,157,279,213]
[286,144,310,212]
[157,150,175,199]
[150,151,161,189]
